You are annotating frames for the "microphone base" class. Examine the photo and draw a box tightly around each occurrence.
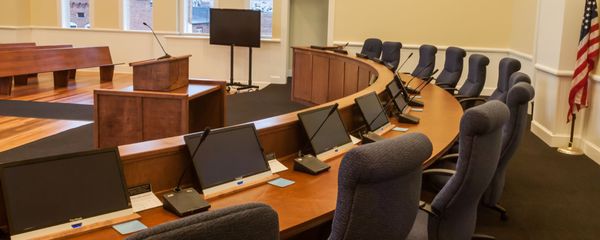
[395,113,420,124]
[408,99,424,107]
[294,154,330,175]
[157,54,172,60]
[163,188,211,217]
[362,132,386,144]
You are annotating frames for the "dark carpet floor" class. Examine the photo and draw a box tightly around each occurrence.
[226,82,307,125]
[1,83,599,239]
[0,100,93,121]
[475,118,600,239]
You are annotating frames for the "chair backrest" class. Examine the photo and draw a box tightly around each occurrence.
[329,133,433,240]
[457,54,490,97]
[126,203,279,240]
[482,82,535,207]
[488,58,521,101]
[411,44,438,79]
[429,100,509,240]
[360,38,383,59]
[435,47,466,88]
[381,41,403,71]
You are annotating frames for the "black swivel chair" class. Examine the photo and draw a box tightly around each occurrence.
[380,41,402,71]
[126,203,279,240]
[360,38,383,59]
[411,44,438,79]
[435,47,466,89]
[329,133,432,240]
[488,58,521,102]
[407,101,509,240]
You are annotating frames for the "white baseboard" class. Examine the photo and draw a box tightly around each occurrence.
[530,120,577,147]
[583,140,600,165]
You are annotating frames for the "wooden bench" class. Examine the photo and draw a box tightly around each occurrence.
[0,45,76,85]
[0,42,36,50]
[0,46,121,95]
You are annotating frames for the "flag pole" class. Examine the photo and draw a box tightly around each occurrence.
[557,113,584,155]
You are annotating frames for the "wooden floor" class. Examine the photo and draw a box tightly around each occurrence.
[0,71,134,152]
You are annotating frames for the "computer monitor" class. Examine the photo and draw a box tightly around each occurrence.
[355,92,390,132]
[0,148,132,240]
[184,123,271,195]
[386,79,409,113]
[297,105,352,159]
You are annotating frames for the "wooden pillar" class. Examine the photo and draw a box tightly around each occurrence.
[99,65,114,82]
[13,75,29,85]
[68,69,77,80]
[0,77,13,95]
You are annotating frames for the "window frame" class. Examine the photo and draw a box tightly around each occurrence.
[123,0,154,31]
[60,0,94,29]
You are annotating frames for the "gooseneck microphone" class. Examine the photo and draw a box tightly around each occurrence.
[402,61,434,87]
[301,103,339,156]
[175,127,211,192]
[294,103,339,175]
[396,53,414,73]
[163,127,212,217]
[411,69,439,91]
[143,22,172,60]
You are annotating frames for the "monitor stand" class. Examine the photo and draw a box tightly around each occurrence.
[203,171,278,199]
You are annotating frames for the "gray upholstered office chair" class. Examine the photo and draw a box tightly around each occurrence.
[435,47,467,89]
[126,203,279,240]
[442,54,489,110]
[329,133,433,240]
[488,58,521,102]
[424,82,534,222]
[381,41,402,71]
[411,44,438,79]
[482,82,535,220]
[458,71,531,111]
[407,100,509,240]
[360,38,383,59]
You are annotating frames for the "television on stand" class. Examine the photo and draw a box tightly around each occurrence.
[210,8,261,91]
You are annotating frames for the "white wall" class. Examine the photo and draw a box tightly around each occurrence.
[0,27,287,85]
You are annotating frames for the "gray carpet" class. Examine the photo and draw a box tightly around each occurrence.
[0,100,93,121]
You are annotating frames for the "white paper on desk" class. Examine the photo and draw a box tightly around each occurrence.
[130,192,163,213]
[413,95,423,99]
[269,159,288,173]
[411,108,424,112]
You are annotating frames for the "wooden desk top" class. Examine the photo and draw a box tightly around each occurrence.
[71,47,462,239]
[95,80,221,99]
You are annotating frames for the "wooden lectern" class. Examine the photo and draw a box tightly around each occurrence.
[129,55,192,92]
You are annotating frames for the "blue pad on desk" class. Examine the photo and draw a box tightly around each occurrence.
[269,178,295,188]
[113,220,148,235]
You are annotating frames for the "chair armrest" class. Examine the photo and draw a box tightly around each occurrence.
[423,168,457,176]
[472,234,496,240]
[437,153,459,163]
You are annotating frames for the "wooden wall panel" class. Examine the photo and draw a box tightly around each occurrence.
[292,50,313,103]
[142,98,185,141]
[96,95,143,148]
[311,54,330,104]
[358,66,371,90]
[343,60,359,96]
[328,57,345,101]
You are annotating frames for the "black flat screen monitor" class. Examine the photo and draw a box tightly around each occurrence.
[387,79,408,112]
[297,105,351,155]
[0,148,131,236]
[355,92,390,131]
[210,8,261,48]
[184,124,270,189]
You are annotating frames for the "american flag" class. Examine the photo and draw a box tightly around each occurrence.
[569,0,600,121]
